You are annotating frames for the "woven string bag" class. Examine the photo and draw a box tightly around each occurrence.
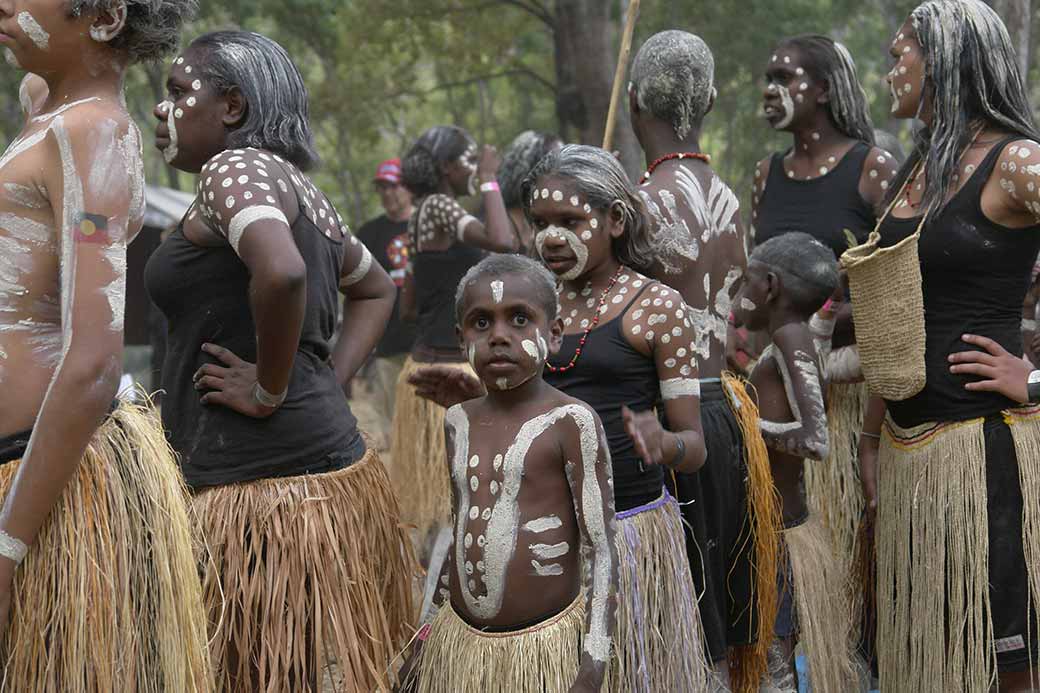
[840,165,927,401]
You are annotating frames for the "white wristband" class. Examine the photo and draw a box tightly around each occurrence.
[0,529,28,564]
[253,381,287,408]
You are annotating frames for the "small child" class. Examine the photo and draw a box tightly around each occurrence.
[400,253,619,693]
[732,232,857,693]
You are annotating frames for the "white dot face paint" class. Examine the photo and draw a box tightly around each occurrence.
[16,12,49,50]
[740,297,757,312]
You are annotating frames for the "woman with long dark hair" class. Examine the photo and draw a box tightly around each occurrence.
[861,2,1040,689]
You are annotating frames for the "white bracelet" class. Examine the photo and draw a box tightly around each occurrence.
[0,529,28,564]
[253,381,287,408]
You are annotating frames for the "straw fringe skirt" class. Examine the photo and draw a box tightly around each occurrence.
[784,515,858,692]
[390,357,474,543]
[0,400,211,692]
[611,492,709,692]
[193,448,417,693]
[805,381,868,569]
[721,374,784,693]
[410,596,587,693]
[877,408,1040,692]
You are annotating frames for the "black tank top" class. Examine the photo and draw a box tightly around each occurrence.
[878,136,1040,427]
[756,141,875,258]
[545,291,663,511]
[410,196,484,359]
[145,185,364,489]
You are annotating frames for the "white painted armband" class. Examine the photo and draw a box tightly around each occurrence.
[227,205,288,254]
[1024,318,1037,332]
[660,377,701,400]
[456,214,478,242]
[0,528,28,564]
[341,245,373,287]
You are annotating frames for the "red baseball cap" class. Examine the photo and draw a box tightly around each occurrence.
[374,158,402,184]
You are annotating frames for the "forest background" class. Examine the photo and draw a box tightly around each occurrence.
[0,0,1035,227]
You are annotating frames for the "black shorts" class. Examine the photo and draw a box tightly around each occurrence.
[666,380,756,662]
[984,415,1039,672]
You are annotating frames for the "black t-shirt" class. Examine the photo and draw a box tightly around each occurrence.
[357,214,415,357]
[144,148,365,489]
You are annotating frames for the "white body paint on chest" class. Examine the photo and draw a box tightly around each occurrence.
[446,403,605,627]
[522,515,562,533]
[758,344,828,458]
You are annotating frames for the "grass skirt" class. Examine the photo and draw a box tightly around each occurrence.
[193,448,417,692]
[410,596,587,693]
[0,400,211,692]
[722,374,784,693]
[389,357,474,546]
[611,492,709,692]
[784,515,858,692]
[805,381,868,569]
[876,409,1040,691]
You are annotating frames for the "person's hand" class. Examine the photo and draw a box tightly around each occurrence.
[622,406,672,467]
[477,145,500,183]
[407,366,485,408]
[858,435,879,526]
[194,343,279,418]
[948,334,1033,404]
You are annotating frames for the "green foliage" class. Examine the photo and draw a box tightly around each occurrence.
[0,0,1033,229]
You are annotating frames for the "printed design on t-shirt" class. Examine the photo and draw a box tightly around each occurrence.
[387,232,410,287]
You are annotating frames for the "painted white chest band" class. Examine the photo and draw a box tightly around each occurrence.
[227,205,288,254]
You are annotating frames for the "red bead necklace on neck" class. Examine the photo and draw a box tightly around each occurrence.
[545,265,626,374]
[639,152,711,185]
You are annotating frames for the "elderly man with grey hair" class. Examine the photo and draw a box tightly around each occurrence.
[629,29,774,690]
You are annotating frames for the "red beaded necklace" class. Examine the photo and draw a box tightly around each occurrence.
[639,152,712,184]
[546,265,626,374]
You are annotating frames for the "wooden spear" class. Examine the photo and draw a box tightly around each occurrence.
[602,0,642,152]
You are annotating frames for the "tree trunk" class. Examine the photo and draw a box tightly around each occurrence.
[552,0,641,177]
[991,0,1032,85]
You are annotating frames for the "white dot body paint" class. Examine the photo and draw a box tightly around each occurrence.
[16,12,49,50]
[551,190,563,202]
[490,279,503,304]
[740,297,757,312]
[445,402,612,654]
[192,80,202,91]
[186,96,196,108]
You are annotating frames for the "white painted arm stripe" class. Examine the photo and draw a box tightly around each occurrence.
[660,377,701,400]
[227,205,288,253]
[341,245,372,287]
[456,213,478,241]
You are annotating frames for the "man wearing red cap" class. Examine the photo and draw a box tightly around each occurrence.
[352,158,415,449]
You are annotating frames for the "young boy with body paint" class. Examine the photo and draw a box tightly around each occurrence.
[732,232,857,693]
[400,253,618,693]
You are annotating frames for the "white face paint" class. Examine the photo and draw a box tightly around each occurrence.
[772,85,795,129]
[490,279,503,303]
[16,12,49,50]
[740,297,757,312]
[159,101,178,163]
[535,225,589,281]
